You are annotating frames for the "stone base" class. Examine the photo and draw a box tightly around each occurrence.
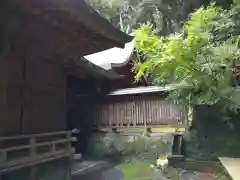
[88,132,174,161]
[73,153,82,161]
[168,155,185,165]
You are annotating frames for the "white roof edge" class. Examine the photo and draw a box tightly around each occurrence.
[83,40,135,70]
[111,49,135,68]
[77,57,124,80]
[108,86,173,96]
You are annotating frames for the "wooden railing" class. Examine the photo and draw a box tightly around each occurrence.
[0,130,78,174]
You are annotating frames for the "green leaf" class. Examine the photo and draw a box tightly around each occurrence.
[133,3,240,112]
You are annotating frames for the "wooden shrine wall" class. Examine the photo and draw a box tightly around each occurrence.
[95,94,188,128]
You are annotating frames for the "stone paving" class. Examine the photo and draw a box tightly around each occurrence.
[72,167,123,180]
[180,170,215,180]
[73,167,217,180]
[72,161,217,180]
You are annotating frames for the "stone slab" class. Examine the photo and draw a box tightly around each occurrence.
[219,157,240,180]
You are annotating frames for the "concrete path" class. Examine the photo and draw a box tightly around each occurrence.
[219,157,240,180]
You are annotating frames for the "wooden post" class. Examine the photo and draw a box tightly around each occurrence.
[66,132,72,180]
[187,106,193,131]
[172,134,183,155]
[147,128,152,133]
[0,150,7,169]
[0,151,7,163]
[112,128,118,133]
[66,132,71,152]
[143,119,147,134]
[29,136,36,158]
[50,142,56,154]
[29,136,37,180]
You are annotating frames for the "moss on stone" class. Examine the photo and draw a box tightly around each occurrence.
[119,161,181,180]
[119,161,157,180]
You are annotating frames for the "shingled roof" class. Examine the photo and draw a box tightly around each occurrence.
[7,0,133,79]
[15,0,132,50]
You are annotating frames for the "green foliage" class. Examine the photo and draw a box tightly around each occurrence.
[87,0,234,35]
[133,3,240,112]
[86,0,209,35]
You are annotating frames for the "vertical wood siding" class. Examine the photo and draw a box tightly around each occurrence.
[95,94,188,127]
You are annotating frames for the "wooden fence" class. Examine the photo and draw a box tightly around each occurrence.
[0,130,77,174]
[94,94,188,128]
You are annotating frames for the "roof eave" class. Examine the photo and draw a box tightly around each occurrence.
[108,86,173,96]
[16,0,133,48]
[73,57,125,80]
[49,0,133,47]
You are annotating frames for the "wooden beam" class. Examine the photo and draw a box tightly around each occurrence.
[0,130,78,141]
[0,131,77,174]
[0,152,73,174]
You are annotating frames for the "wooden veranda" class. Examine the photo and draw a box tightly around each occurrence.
[0,130,77,179]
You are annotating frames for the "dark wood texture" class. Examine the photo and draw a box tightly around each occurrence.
[94,94,188,128]
[0,1,129,136]
[0,130,77,175]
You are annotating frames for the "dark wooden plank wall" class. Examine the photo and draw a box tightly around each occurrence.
[22,54,66,134]
[0,4,24,136]
[95,94,188,127]
[0,0,131,136]
[0,40,66,136]
[0,7,66,136]
[0,3,118,136]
